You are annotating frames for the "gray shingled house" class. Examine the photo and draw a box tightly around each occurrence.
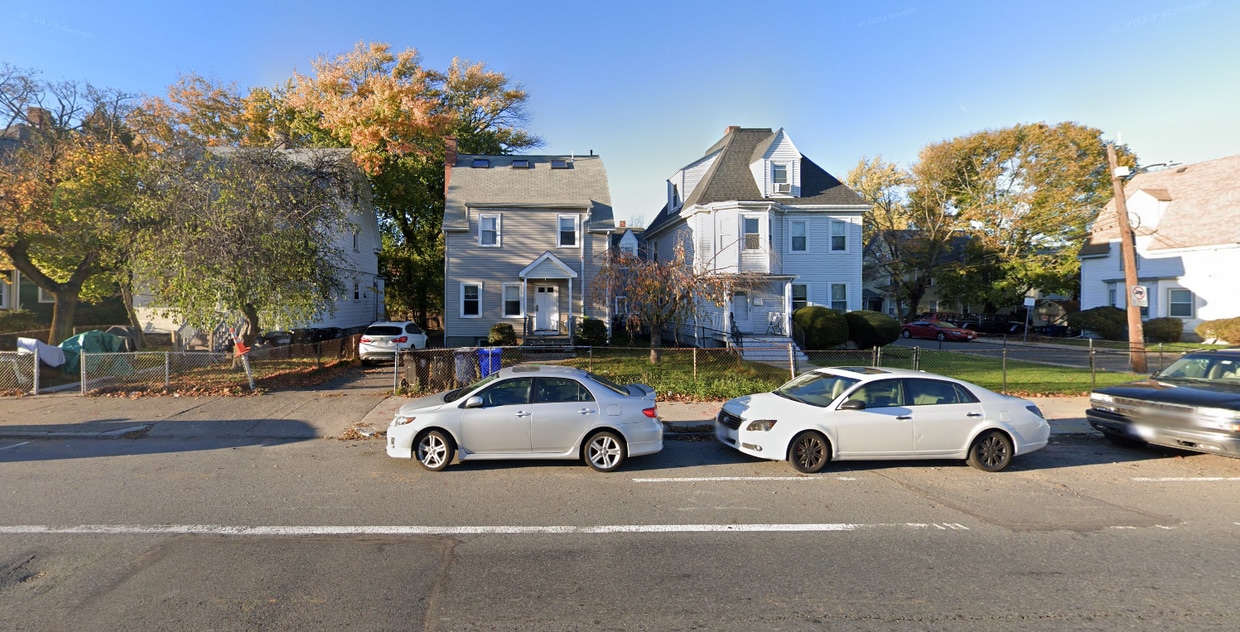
[441,140,616,347]
[641,126,869,349]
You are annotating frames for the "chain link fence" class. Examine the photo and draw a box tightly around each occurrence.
[0,351,39,396]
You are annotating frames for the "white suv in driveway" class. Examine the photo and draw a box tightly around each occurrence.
[359,321,428,363]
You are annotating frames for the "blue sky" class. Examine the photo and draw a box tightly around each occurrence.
[4,0,1237,227]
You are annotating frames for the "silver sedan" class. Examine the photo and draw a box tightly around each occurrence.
[386,364,663,472]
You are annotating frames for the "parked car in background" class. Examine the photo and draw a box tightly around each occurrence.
[1087,349,1240,458]
[900,320,977,342]
[358,321,428,363]
[715,366,1049,473]
[386,365,663,472]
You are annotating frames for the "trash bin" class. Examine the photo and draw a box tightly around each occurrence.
[453,348,477,386]
[476,348,502,377]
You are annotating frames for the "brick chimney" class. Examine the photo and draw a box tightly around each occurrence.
[725,125,740,135]
[618,220,626,228]
[443,136,457,193]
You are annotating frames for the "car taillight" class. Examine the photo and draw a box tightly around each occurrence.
[360,337,372,343]
[642,406,658,418]
[394,336,408,343]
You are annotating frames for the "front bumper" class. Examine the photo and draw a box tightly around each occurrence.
[1087,408,1240,457]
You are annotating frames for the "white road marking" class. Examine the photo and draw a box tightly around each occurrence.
[1132,477,1240,482]
[0,523,962,536]
[633,476,857,483]
[0,441,32,451]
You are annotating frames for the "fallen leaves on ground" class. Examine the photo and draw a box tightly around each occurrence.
[338,422,385,441]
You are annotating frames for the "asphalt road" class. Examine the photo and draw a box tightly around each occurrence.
[2,368,1239,631]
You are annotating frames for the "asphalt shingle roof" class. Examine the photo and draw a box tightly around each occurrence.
[1082,153,1240,255]
[443,154,613,232]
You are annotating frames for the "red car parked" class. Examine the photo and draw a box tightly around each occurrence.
[900,320,977,342]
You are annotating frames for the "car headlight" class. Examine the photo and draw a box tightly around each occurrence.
[745,419,778,432]
[1090,393,1115,406]
[1195,407,1240,432]
[392,415,415,426]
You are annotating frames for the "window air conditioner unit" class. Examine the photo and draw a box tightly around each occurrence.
[775,183,791,194]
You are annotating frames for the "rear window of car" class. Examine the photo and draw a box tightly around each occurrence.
[365,326,403,336]
[585,371,630,396]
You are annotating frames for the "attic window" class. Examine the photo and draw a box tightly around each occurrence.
[471,158,490,168]
[511,159,530,169]
[550,160,571,169]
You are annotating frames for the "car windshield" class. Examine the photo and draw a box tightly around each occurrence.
[775,372,860,407]
[1155,355,1240,382]
[443,374,499,402]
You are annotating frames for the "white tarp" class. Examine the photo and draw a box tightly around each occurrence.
[16,337,66,368]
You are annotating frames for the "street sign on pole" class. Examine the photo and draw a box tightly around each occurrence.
[1131,285,1148,308]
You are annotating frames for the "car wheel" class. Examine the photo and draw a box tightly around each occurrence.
[585,430,626,472]
[788,431,830,474]
[901,330,911,338]
[966,430,1013,472]
[1104,433,1148,449]
[416,430,454,471]
[936,332,946,341]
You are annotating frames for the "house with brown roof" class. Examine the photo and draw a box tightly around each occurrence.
[441,141,616,347]
[641,126,869,349]
[1079,154,1240,337]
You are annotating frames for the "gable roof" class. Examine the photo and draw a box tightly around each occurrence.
[443,154,613,232]
[1082,153,1240,255]
[646,127,865,234]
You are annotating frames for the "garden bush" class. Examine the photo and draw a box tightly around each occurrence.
[793,306,848,349]
[1197,317,1240,344]
[578,317,607,346]
[1066,306,1127,340]
[1143,317,1183,343]
[844,310,901,349]
[488,323,517,346]
[0,308,40,333]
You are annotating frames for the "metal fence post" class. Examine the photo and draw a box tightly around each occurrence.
[590,347,594,373]
[80,351,87,395]
[165,351,171,390]
[1089,339,1096,390]
[1002,347,1008,394]
[787,344,795,380]
[913,346,920,371]
[693,348,698,382]
[393,352,400,395]
[32,346,40,395]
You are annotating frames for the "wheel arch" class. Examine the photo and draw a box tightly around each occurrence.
[580,426,629,459]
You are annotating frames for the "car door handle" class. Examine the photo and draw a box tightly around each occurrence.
[515,411,531,418]
[578,408,595,415]
[896,415,912,420]
[966,412,983,417]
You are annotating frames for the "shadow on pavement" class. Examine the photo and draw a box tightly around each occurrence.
[0,418,317,463]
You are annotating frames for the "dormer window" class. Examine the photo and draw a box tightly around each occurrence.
[471,158,490,168]
[511,159,530,169]
[772,163,790,194]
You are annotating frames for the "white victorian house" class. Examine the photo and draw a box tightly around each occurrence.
[641,126,869,348]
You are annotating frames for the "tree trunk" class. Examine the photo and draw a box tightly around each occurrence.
[118,280,146,350]
[240,303,261,347]
[648,328,663,364]
[48,290,80,345]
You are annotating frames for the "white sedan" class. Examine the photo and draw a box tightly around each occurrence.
[387,364,663,472]
[715,366,1049,472]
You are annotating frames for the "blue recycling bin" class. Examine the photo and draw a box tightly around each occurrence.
[476,347,502,377]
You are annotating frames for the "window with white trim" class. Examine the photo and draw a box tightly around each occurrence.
[772,163,790,194]
[353,279,361,302]
[38,287,54,304]
[1108,284,1117,307]
[790,220,807,252]
[830,283,847,311]
[479,214,500,247]
[791,284,809,313]
[502,283,522,318]
[1168,288,1194,317]
[557,215,578,247]
[0,275,9,309]
[830,220,847,252]
[742,216,761,251]
[615,296,628,316]
[461,283,482,318]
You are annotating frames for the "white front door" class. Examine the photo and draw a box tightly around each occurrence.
[732,292,751,333]
[535,285,559,331]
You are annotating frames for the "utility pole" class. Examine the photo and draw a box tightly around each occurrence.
[1106,143,1147,373]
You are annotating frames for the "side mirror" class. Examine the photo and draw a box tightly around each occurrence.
[463,395,484,409]
[839,399,866,411]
